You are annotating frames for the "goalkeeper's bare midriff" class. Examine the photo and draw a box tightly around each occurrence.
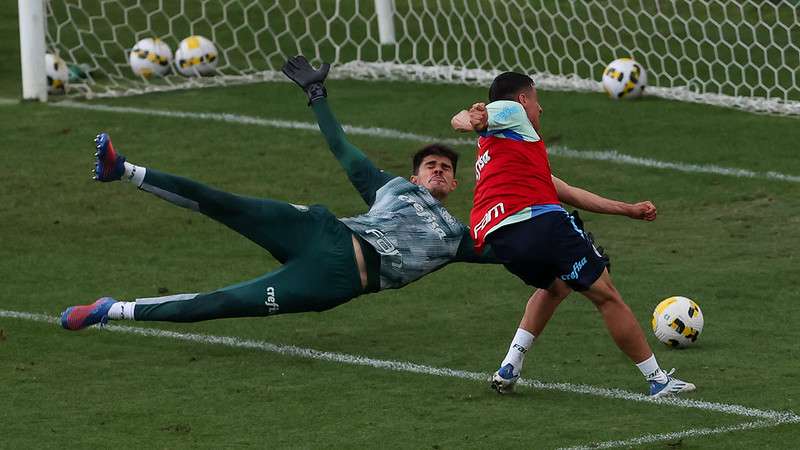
[351,235,368,290]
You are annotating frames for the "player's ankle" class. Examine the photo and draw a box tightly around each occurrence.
[636,354,668,383]
[107,301,136,320]
[123,162,146,187]
[501,328,536,374]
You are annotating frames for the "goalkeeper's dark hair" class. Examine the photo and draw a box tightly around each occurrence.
[412,144,459,176]
[489,72,535,102]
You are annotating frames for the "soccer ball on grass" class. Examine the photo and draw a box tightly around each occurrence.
[652,296,704,348]
[601,57,647,100]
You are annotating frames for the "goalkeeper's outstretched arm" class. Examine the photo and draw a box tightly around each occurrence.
[282,56,391,206]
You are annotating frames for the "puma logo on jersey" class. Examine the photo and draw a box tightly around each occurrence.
[473,202,505,238]
[365,228,403,270]
[366,228,400,256]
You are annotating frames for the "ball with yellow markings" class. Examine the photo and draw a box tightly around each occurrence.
[175,35,218,76]
[652,296,704,348]
[601,57,647,100]
[45,53,69,95]
[129,37,173,78]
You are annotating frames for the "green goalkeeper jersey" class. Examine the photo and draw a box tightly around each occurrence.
[311,99,496,290]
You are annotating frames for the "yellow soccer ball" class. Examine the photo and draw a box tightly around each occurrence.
[652,296,704,348]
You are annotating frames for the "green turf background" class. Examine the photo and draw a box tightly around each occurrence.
[2,4,800,449]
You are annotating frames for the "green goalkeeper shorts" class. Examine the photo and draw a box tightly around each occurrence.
[132,169,378,322]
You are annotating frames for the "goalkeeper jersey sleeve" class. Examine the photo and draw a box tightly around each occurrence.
[311,98,394,206]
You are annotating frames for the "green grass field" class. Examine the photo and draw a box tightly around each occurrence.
[3,5,800,450]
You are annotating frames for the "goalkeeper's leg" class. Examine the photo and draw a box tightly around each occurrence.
[138,168,321,263]
[61,229,365,327]
[61,266,342,327]
[131,260,349,322]
[93,132,316,263]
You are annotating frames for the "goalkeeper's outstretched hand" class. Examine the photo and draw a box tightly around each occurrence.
[282,55,330,104]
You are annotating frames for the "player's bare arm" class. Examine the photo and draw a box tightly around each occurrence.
[551,175,656,221]
[451,110,472,132]
[451,102,488,132]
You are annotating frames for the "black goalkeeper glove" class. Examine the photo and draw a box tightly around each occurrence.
[282,55,330,104]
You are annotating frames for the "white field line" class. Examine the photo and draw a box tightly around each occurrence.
[4,309,798,449]
[2,308,798,424]
[50,101,800,184]
[558,418,800,450]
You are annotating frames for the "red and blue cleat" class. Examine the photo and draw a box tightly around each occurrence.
[60,297,117,330]
[93,132,126,182]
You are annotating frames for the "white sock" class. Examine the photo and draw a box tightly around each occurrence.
[106,301,136,320]
[123,162,146,187]
[636,354,667,383]
[501,328,535,375]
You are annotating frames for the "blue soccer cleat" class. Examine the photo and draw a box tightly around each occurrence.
[649,369,696,398]
[93,132,125,182]
[60,297,117,330]
[489,363,519,394]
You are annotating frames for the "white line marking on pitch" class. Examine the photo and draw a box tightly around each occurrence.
[3,309,797,449]
[558,418,799,450]
[2,309,797,422]
[50,101,800,184]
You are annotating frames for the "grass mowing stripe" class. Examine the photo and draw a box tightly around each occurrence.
[53,100,469,146]
[559,418,800,450]
[51,101,800,184]
[3,308,797,424]
[547,147,800,183]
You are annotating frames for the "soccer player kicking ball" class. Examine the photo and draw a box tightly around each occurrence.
[452,72,695,398]
[60,56,501,331]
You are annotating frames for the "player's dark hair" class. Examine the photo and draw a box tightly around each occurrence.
[412,144,459,176]
[489,72,535,102]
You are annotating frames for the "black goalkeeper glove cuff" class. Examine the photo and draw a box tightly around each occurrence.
[305,82,327,105]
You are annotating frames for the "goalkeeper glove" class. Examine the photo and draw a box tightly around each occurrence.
[282,55,330,104]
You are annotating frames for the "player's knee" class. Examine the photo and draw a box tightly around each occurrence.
[532,290,566,309]
[582,282,623,308]
[544,280,572,301]
[200,190,248,216]
[592,291,623,308]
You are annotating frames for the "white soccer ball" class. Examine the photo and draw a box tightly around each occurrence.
[175,35,218,76]
[129,37,173,78]
[45,53,69,95]
[652,296,704,348]
[601,58,647,100]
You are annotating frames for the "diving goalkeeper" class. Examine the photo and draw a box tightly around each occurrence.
[60,56,497,328]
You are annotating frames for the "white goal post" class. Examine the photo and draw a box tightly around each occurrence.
[20,0,800,115]
[18,0,47,102]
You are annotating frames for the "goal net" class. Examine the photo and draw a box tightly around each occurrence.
[40,0,800,115]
